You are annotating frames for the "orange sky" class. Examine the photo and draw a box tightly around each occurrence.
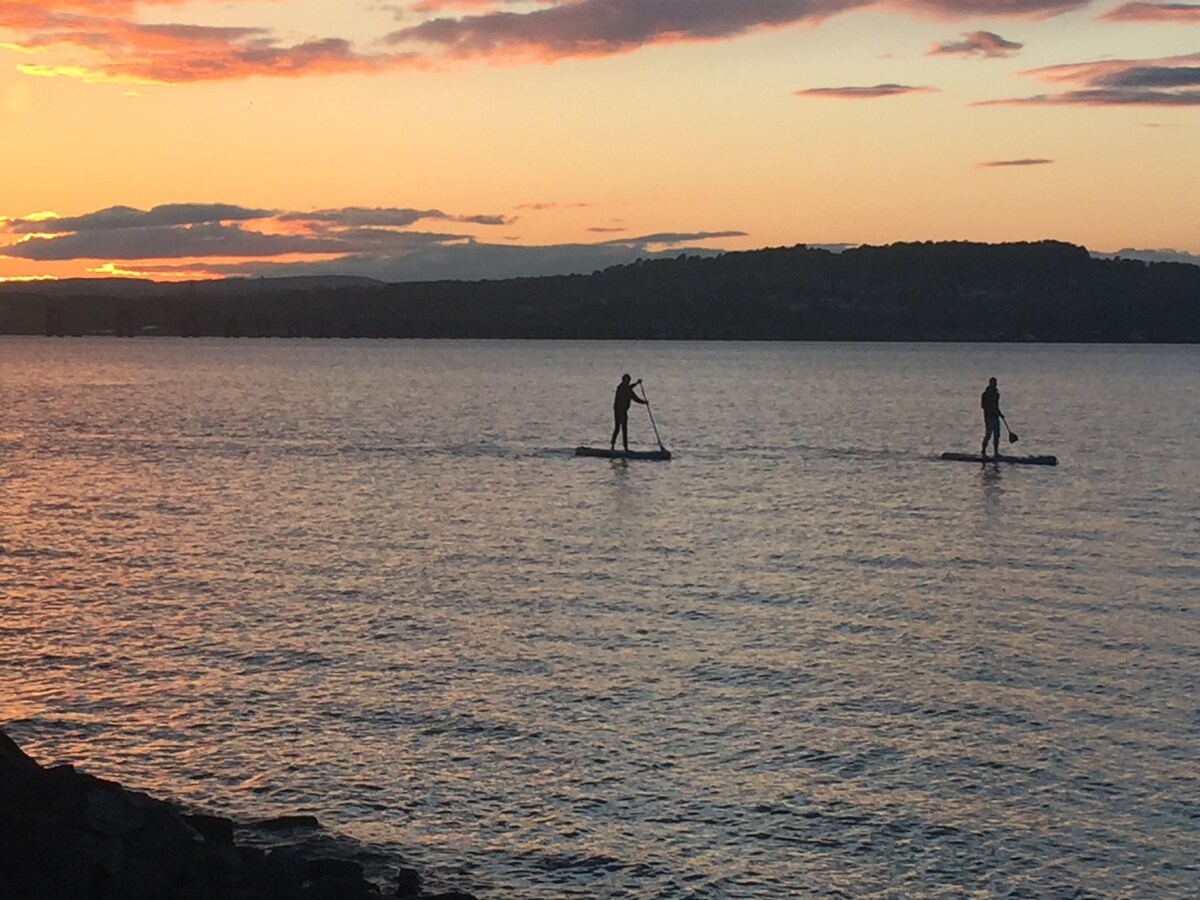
[1,0,1197,282]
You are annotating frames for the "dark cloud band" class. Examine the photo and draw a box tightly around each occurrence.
[978,52,1200,105]
[794,84,938,98]
[7,204,274,234]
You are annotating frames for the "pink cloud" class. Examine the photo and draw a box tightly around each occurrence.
[412,0,505,11]
[3,0,1101,86]
[928,31,1023,58]
[1,2,420,83]
[794,84,939,98]
[1100,2,1200,21]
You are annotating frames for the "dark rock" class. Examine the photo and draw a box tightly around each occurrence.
[186,839,243,893]
[256,814,322,832]
[303,874,381,899]
[238,846,309,897]
[308,856,364,880]
[185,812,236,845]
[393,866,422,896]
[86,786,149,837]
[0,729,43,779]
[1,729,474,900]
[121,803,205,891]
[423,892,479,900]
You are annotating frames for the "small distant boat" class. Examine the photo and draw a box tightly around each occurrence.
[940,451,1057,466]
[574,446,672,461]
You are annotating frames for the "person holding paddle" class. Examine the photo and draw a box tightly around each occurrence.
[981,377,1004,460]
[611,373,648,452]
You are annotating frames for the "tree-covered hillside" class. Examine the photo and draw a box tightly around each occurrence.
[2,241,1197,341]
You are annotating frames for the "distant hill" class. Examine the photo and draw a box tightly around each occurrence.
[2,241,1197,341]
[1,274,384,300]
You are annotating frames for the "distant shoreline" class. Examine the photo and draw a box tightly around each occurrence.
[3,241,1198,342]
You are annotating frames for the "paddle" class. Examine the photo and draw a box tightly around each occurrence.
[1001,414,1019,443]
[637,381,667,452]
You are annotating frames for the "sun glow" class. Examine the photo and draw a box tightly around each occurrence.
[87,261,222,281]
[15,64,111,83]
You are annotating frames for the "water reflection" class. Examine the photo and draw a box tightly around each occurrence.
[980,463,1005,509]
[2,338,1199,898]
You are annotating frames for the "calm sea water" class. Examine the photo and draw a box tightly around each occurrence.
[2,338,1198,898]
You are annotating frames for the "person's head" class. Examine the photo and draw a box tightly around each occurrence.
[988,377,997,387]
[621,373,631,384]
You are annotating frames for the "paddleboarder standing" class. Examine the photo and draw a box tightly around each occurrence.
[981,377,1003,460]
[611,374,647,452]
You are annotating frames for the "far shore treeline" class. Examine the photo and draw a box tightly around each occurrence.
[2,241,1198,342]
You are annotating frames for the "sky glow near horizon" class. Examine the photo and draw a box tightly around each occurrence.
[0,0,1197,282]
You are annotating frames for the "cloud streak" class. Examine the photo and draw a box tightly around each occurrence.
[515,201,593,211]
[1100,2,1200,21]
[928,31,1023,58]
[977,52,1200,105]
[386,0,872,62]
[794,83,939,98]
[977,157,1054,167]
[599,230,748,246]
[277,207,514,228]
[887,0,1087,15]
[385,0,1090,64]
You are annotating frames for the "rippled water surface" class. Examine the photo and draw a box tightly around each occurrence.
[2,338,1199,897]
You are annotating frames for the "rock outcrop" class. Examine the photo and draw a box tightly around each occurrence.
[0,729,478,900]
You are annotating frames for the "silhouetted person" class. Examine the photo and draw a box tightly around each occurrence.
[981,377,1003,459]
[611,373,647,451]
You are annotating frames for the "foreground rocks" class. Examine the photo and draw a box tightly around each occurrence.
[0,729,478,900]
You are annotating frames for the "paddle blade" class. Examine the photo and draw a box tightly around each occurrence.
[1008,431,1019,443]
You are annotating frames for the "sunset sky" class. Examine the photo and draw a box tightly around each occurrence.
[1,0,1197,282]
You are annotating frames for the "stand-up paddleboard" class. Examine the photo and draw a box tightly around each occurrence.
[941,451,1057,466]
[575,446,672,461]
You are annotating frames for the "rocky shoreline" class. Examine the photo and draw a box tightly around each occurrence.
[0,729,478,899]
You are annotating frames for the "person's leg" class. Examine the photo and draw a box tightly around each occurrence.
[620,416,629,451]
[611,410,621,450]
[981,415,990,457]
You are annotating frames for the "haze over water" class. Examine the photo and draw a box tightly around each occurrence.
[2,338,1198,898]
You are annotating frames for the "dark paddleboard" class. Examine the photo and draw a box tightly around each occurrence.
[575,446,672,461]
[941,452,1057,466]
